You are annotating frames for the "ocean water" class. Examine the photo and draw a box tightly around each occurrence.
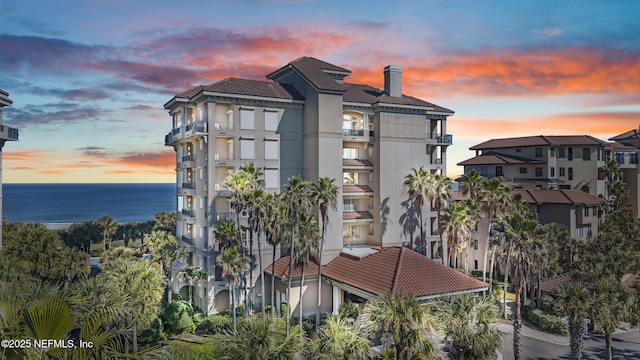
[2,184,175,223]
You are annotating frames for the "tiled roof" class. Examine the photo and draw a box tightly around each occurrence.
[174,78,304,101]
[323,247,488,298]
[538,272,573,294]
[264,255,319,280]
[457,151,544,166]
[513,189,605,206]
[610,129,639,141]
[343,211,373,220]
[343,159,373,167]
[606,142,636,151]
[343,184,373,193]
[341,83,454,113]
[470,135,607,150]
[267,56,350,93]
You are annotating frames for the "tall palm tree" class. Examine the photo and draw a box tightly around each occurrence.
[480,178,510,286]
[304,316,372,359]
[97,215,117,252]
[459,170,484,202]
[246,188,268,316]
[265,193,288,316]
[217,246,250,331]
[311,176,339,330]
[442,201,474,269]
[600,158,623,211]
[432,173,452,264]
[284,175,312,335]
[177,265,207,307]
[294,212,320,338]
[145,230,184,304]
[403,167,432,256]
[58,247,90,291]
[435,293,505,360]
[216,315,303,360]
[549,282,593,360]
[591,278,637,360]
[362,292,438,360]
[214,220,241,250]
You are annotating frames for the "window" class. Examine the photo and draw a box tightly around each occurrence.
[559,148,566,158]
[535,167,543,177]
[551,167,555,177]
[583,148,590,161]
[344,198,356,211]
[343,148,358,159]
[568,148,573,161]
[474,260,478,270]
[264,111,278,131]
[559,167,565,177]
[343,225,359,238]
[550,148,555,157]
[535,148,543,157]
[198,108,203,121]
[584,207,589,217]
[199,139,203,150]
[264,139,278,160]
[593,207,597,216]
[369,223,374,236]
[199,167,204,180]
[343,172,358,184]
[578,227,583,237]
[519,167,528,174]
[240,108,255,130]
[265,169,279,189]
[515,148,521,153]
[616,152,625,164]
[240,139,255,159]
[568,167,573,180]
[631,153,638,164]
[199,197,204,209]
[496,166,503,177]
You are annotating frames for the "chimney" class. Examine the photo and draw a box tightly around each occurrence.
[383,65,402,97]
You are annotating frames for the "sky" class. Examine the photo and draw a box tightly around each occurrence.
[0,0,639,183]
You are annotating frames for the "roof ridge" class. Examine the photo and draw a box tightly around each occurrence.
[390,247,405,293]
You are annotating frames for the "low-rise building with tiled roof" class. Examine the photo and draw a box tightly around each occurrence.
[164,57,454,315]
[608,128,640,217]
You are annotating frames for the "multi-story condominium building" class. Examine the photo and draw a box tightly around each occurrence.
[459,135,607,196]
[0,90,19,247]
[451,189,604,275]
[608,129,640,216]
[164,57,459,314]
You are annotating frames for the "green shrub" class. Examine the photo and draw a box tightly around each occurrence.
[167,341,221,360]
[338,300,359,320]
[138,317,165,344]
[523,307,568,335]
[161,300,196,335]
[279,302,288,318]
[220,303,246,318]
[196,314,231,335]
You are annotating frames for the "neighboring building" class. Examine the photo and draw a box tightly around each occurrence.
[0,89,19,247]
[164,57,457,315]
[608,129,640,216]
[451,189,605,275]
[458,135,607,196]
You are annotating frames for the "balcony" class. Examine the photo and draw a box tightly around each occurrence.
[427,133,453,145]
[213,212,234,223]
[181,235,195,245]
[0,125,19,141]
[430,158,442,165]
[214,121,234,131]
[343,128,374,142]
[182,208,195,217]
[214,152,235,161]
[215,182,232,197]
[342,211,374,223]
[182,182,196,189]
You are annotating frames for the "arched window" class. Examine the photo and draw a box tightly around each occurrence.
[568,167,573,180]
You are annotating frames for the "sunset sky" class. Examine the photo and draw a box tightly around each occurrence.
[1,0,638,183]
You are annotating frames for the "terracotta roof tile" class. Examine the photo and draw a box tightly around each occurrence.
[343,185,373,193]
[343,159,373,167]
[341,83,454,113]
[323,247,488,298]
[512,189,605,206]
[457,151,545,166]
[606,142,637,151]
[610,129,639,141]
[264,255,319,280]
[174,78,304,101]
[343,211,373,220]
[266,56,350,92]
[471,135,607,150]
[538,272,573,294]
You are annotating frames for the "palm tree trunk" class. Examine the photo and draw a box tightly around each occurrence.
[513,288,522,360]
[488,250,495,296]
[286,218,296,336]
[483,219,492,285]
[536,272,541,310]
[248,230,254,316]
[502,271,509,319]
[438,211,445,264]
[231,285,237,331]
[465,236,471,274]
[299,266,305,339]
[419,207,425,256]
[315,221,325,330]
[258,233,265,317]
[189,283,193,306]
[132,323,138,353]
[605,332,613,360]
[271,243,277,317]
[570,320,585,360]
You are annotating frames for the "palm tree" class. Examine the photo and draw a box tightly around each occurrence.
[432,173,452,264]
[442,201,474,269]
[600,158,623,211]
[58,247,90,291]
[145,230,184,304]
[265,193,288,316]
[403,167,432,256]
[97,215,117,251]
[459,170,484,202]
[217,246,250,331]
[304,316,372,359]
[591,279,637,360]
[435,293,505,360]
[284,175,312,335]
[480,178,510,286]
[177,265,207,307]
[294,212,321,338]
[362,292,438,360]
[549,282,593,360]
[311,176,339,330]
[217,315,303,360]
[153,211,177,235]
[246,188,268,316]
[215,220,241,250]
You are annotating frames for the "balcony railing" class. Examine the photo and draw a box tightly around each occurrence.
[181,209,194,217]
[182,182,196,189]
[181,235,195,245]
[215,152,234,161]
[182,155,194,162]
[429,133,453,144]
[214,122,234,130]
[213,212,234,222]
[343,129,365,136]
[173,127,181,135]
[431,158,442,164]
[0,125,19,140]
